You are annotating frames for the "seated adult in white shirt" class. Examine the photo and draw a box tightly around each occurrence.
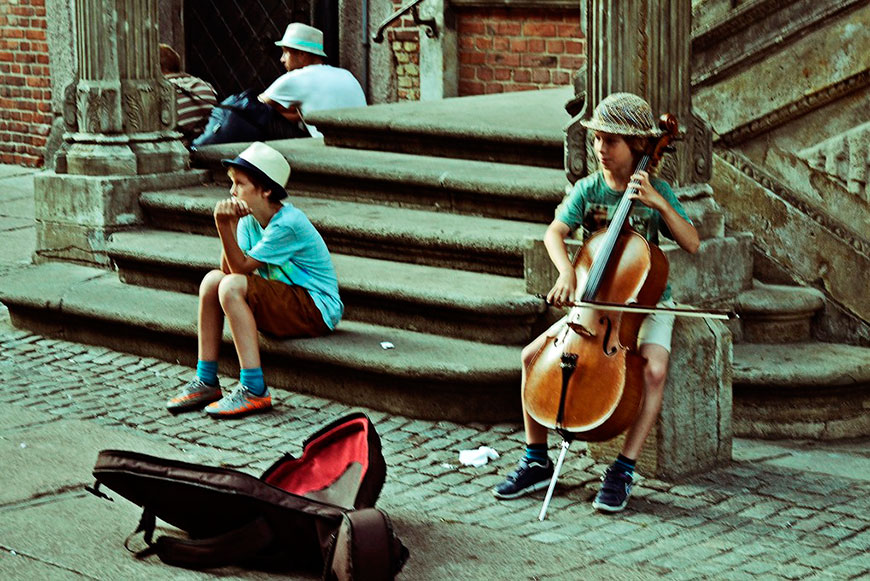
[259,23,367,138]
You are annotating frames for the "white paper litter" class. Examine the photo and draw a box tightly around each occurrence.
[380,341,395,350]
[459,446,499,467]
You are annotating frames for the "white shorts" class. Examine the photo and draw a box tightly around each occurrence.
[636,299,676,352]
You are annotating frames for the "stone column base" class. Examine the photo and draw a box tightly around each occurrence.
[34,169,208,266]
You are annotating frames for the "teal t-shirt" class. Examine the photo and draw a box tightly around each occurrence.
[555,171,691,300]
[237,203,343,330]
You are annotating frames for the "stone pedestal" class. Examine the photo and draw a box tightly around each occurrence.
[34,170,207,266]
[37,0,192,266]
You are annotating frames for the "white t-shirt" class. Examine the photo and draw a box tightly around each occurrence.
[262,64,366,137]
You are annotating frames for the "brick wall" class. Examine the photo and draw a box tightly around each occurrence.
[0,0,51,167]
[388,0,421,101]
[458,8,583,96]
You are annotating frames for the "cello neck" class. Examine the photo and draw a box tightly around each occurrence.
[581,154,651,302]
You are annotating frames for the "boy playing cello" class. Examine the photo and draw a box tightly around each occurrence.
[493,93,699,512]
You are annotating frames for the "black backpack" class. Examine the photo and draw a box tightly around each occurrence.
[191,88,307,148]
[87,413,407,577]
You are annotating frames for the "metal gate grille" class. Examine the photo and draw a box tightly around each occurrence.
[184,0,314,98]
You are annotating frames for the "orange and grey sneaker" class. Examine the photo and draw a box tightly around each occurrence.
[166,378,222,414]
[205,385,272,419]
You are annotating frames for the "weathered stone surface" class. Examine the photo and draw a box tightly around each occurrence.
[736,280,825,343]
[694,3,870,139]
[710,154,870,327]
[33,170,207,266]
[589,317,733,479]
[733,342,870,439]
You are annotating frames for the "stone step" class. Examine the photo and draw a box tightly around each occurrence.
[735,281,826,343]
[303,88,571,168]
[0,262,522,422]
[732,342,870,440]
[108,230,546,345]
[192,138,567,224]
[140,187,547,277]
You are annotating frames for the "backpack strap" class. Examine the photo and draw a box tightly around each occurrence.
[324,508,409,581]
[127,509,274,569]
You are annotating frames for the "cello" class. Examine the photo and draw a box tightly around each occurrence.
[523,113,728,520]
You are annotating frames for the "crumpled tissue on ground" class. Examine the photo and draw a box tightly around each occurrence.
[459,446,499,467]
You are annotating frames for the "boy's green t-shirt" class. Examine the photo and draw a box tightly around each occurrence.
[555,171,692,300]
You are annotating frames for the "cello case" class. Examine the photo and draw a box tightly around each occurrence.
[87,413,403,576]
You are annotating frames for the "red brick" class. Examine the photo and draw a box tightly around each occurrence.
[25,28,45,40]
[523,22,556,37]
[460,51,486,65]
[521,54,558,67]
[484,83,504,95]
[458,80,485,96]
[510,38,527,52]
[531,69,551,84]
[547,40,565,53]
[558,23,583,37]
[477,66,494,81]
[565,39,584,54]
[559,55,586,69]
[459,65,475,80]
[496,22,522,36]
[490,52,520,67]
[475,37,492,50]
[458,20,485,35]
[552,70,572,85]
[513,69,531,83]
[527,38,546,53]
[493,67,512,81]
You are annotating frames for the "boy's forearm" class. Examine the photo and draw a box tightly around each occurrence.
[216,222,252,273]
[660,205,700,254]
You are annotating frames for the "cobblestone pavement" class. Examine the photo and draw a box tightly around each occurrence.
[0,302,868,580]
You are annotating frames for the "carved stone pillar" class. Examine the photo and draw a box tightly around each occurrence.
[37,0,202,266]
[61,0,186,175]
[566,0,713,186]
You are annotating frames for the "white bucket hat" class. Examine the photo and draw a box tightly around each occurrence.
[580,93,662,137]
[275,22,327,58]
[222,142,291,200]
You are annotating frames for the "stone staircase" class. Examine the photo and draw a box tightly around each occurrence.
[1,83,868,437]
[732,281,870,439]
[0,89,574,423]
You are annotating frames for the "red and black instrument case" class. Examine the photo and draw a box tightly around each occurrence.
[86,413,407,577]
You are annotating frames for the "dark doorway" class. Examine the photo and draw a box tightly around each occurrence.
[184,0,338,99]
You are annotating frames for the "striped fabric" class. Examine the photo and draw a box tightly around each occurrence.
[165,72,218,142]
[581,93,661,137]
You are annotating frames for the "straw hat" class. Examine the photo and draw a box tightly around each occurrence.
[222,142,291,200]
[580,93,662,137]
[275,23,327,58]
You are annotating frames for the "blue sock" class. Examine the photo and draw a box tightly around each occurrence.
[240,367,266,396]
[195,360,219,387]
[614,454,636,474]
[524,443,549,464]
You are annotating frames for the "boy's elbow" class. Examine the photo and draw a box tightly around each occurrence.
[685,237,700,254]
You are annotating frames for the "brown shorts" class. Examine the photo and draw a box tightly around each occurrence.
[245,274,331,339]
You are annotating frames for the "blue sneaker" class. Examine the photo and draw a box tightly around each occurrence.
[592,466,636,512]
[205,385,272,418]
[166,378,221,414]
[492,457,554,500]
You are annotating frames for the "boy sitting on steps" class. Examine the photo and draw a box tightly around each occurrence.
[166,142,343,418]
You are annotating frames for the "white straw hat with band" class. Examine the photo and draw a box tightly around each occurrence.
[275,22,327,58]
[580,92,662,137]
[222,142,291,200]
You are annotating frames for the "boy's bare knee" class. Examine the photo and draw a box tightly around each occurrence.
[217,274,248,306]
[200,270,225,296]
